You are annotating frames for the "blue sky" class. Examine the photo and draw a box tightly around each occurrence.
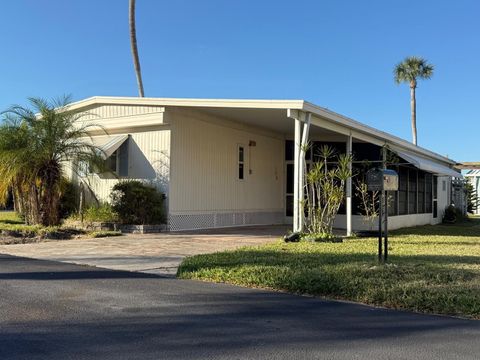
[1,0,478,161]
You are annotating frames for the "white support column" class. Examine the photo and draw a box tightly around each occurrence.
[293,117,301,233]
[346,133,353,236]
[298,113,311,232]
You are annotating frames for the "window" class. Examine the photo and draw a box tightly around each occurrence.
[418,172,425,213]
[105,151,118,173]
[425,173,433,213]
[77,160,91,177]
[388,166,399,216]
[103,139,129,177]
[398,167,408,215]
[285,140,294,161]
[238,145,245,180]
[408,169,417,214]
[286,163,294,194]
[388,190,398,216]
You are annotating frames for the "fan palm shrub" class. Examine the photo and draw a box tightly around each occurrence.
[0,96,102,226]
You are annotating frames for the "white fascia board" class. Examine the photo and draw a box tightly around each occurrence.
[302,101,455,166]
[68,96,305,112]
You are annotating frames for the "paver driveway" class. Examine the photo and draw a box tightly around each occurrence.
[0,225,286,276]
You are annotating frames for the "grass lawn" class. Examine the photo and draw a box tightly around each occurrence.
[0,211,24,224]
[0,211,122,243]
[178,218,480,319]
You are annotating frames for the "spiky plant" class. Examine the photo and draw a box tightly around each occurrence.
[0,96,103,226]
[394,56,434,146]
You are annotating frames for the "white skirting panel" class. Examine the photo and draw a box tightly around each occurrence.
[334,213,439,231]
[168,211,284,231]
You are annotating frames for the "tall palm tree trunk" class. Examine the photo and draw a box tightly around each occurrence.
[129,0,145,97]
[410,82,417,145]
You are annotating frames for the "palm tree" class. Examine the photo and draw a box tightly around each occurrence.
[129,0,145,97]
[394,56,434,145]
[0,97,103,226]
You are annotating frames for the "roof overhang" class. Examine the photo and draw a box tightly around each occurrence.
[68,96,457,167]
[391,147,462,178]
[455,162,480,170]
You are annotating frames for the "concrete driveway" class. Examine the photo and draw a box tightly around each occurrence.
[0,225,286,276]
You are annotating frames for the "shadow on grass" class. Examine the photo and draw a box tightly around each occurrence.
[0,219,25,225]
[399,240,480,246]
[180,249,480,270]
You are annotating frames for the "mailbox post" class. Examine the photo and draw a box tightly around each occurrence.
[366,168,398,263]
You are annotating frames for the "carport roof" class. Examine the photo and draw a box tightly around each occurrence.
[69,96,458,169]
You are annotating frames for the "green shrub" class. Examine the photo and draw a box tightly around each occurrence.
[89,230,122,238]
[110,181,166,225]
[83,203,118,223]
[443,205,464,224]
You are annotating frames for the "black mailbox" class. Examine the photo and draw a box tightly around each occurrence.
[366,168,398,192]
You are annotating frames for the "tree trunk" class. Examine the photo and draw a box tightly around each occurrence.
[129,0,145,97]
[40,164,61,226]
[79,182,84,223]
[28,184,41,225]
[410,82,417,145]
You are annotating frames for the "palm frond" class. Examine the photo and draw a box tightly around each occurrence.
[394,56,434,85]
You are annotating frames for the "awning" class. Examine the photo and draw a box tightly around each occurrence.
[391,147,463,178]
[90,135,129,159]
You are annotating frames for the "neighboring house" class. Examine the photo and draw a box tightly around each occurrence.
[464,170,480,215]
[69,96,461,232]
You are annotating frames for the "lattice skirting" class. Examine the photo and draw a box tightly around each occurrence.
[168,211,284,231]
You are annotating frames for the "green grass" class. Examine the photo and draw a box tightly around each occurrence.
[178,218,480,319]
[0,211,24,224]
[0,212,42,237]
[0,211,85,242]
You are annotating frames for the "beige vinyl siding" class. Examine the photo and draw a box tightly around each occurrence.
[78,104,163,121]
[169,109,284,216]
[75,104,166,131]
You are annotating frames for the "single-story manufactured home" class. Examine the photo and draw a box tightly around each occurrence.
[69,96,462,233]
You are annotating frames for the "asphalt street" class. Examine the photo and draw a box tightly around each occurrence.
[0,254,479,360]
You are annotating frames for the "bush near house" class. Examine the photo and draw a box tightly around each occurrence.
[89,230,122,238]
[82,203,119,223]
[110,181,166,225]
[178,218,480,319]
